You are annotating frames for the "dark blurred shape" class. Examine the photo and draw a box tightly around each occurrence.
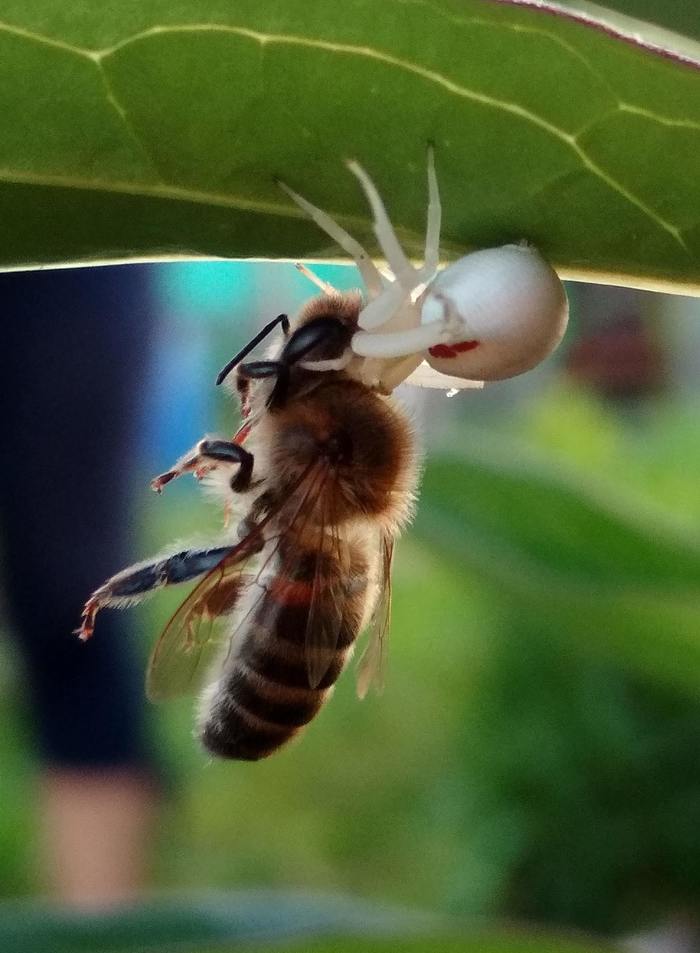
[566,286,666,401]
[0,266,158,908]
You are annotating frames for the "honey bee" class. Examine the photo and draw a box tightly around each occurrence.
[77,148,567,760]
[77,290,418,760]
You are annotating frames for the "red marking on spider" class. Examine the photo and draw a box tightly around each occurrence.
[428,340,480,360]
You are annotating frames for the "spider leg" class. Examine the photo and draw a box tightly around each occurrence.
[354,147,442,332]
[295,262,338,295]
[346,160,419,291]
[374,354,424,392]
[357,280,411,331]
[278,180,383,298]
[421,144,441,280]
[353,274,426,386]
[352,304,469,359]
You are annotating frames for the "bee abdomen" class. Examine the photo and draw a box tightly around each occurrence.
[201,702,296,761]
[200,627,349,761]
[230,665,326,728]
[246,622,348,690]
[199,546,370,761]
[200,662,327,761]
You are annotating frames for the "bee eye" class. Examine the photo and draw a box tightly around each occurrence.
[421,244,568,382]
[285,316,351,365]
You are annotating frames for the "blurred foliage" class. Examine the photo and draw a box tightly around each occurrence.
[0,891,622,953]
[416,381,700,931]
[0,890,441,953]
[231,937,621,953]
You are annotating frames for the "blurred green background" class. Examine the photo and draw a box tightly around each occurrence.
[1,261,699,952]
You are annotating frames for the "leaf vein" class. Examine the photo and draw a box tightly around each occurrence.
[0,18,690,253]
[93,60,168,181]
[394,0,617,94]
[618,102,700,131]
[0,167,365,225]
[98,23,686,251]
[0,19,96,59]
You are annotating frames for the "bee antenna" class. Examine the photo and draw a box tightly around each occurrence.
[216,313,290,386]
[295,262,338,295]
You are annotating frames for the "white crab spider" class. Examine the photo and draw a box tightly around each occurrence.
[280,148,569,393]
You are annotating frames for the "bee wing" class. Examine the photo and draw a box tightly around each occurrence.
[146,460,327,701]
[146,536,262,702]
[303,487,354,689]
[356,532,394,699]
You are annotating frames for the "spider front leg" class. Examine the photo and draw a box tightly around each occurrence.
[76,545,236,641]
[346,159,420,296]
[422,143,442,278]
[349,145,441,333]
[352,296,471,360]
[277,182,384,299]
[151,439,255,494]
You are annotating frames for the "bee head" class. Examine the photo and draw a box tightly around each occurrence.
[281,291,364,368]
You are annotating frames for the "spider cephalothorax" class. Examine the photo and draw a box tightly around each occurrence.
[279,147,569,395]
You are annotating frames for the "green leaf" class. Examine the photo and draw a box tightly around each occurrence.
[0,1,698,290]
[415,449,700,692]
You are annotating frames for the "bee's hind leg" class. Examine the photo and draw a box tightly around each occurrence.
[152,439,255,494]
[76,545,237,642]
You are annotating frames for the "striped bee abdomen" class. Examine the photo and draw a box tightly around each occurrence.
[199,536,371,761]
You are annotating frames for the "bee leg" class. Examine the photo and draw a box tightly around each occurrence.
[246,488,276,526]
[151,440,209,492]
[197,440,254,493]
[76,545,236,641]
[238,360,289,410]
[151,439,255,493]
